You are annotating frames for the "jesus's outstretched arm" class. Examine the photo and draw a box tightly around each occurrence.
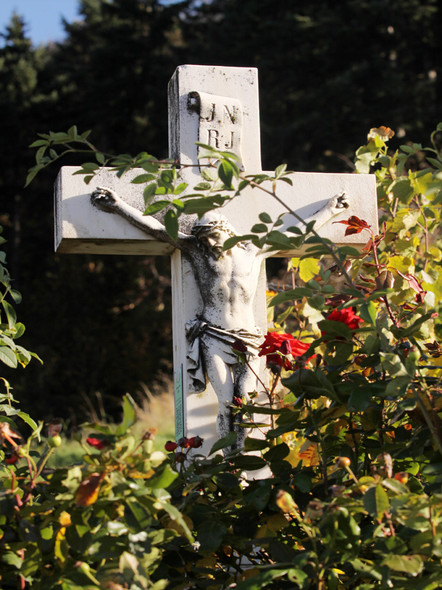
[91,187,193,250]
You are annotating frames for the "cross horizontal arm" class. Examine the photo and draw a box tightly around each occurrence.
[55,166,175,255]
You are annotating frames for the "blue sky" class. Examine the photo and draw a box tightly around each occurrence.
[0,0,81,45]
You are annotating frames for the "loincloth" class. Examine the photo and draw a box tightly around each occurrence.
[186,319,262,393]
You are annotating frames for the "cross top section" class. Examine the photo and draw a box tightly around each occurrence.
[168,65,262,171]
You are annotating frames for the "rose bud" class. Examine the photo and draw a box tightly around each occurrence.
[188,436,203,449]
[164,440,178,452]
[178,437,190,448]
[233,396,243,407]
[4,451,20,465]
[232,339,247,353]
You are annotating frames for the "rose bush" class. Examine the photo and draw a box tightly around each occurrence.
[1,123,440,588]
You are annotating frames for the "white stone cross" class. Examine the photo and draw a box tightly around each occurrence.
[55,65,378,455]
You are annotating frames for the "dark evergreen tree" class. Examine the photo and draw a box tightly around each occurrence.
[0,3,185,420]
[181,0,440,171]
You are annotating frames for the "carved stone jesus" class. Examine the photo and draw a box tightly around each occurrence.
[91,187,349,445]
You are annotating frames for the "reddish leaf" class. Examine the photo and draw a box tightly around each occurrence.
[396,271,422,294]
[75,472,105,506]
[396,270,427,303]
[334,216,371,236]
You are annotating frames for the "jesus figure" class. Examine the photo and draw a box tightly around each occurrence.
[91,187,349,445]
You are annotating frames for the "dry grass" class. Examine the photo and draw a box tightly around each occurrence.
[134,380,175,448]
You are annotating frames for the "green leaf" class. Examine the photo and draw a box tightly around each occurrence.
[1,551,23,568]
[193,182,212,191]
[140,160,160,173]
[426,156,442,170]
[318,319,352,339]
[25,164,44,187]
[173,182,188,195]
[259,212,272,223]
[382,478,409,494]
[143,200,170,215]
[80,129,92,140]
[2,300,17,329]
[29,139,48,148]
[201,168,217,182]
[223,235,253,250]
[0,347,17,368]
[164,209,178,241]
[147,464,178,490]
[143,183,157,204]
[363,484,389,520]
[384,376,410,398]
[161,502,193,542]
[286,225,303,235]
[233,455,268,471]
[380,353,408,377]
[236,569,294,589]
[359,301,377,325]
[251,223,267,233]
[10,289,22,304]
[244,437,269,452]
[264,443,289,462]
[132,173,156,184]
[17,411,38,432]
[265,231,295,250]
[13,323,25,339]
[275,163,287,178]
[269,288,312,306]
[382,554,423,576]
[210,432,237,454]
[349,558,383,581]
[67,125,79,139]
[115,394,137,435]
[197,520,227,552]
[218,160,233,187]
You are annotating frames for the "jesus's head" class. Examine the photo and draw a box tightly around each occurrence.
[191,213,236,258]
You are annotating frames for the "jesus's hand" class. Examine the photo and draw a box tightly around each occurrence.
[91,187,120,213]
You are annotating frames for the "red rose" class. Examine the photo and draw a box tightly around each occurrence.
[86,436,109,450]
[164,440,178,452]
[326,308,363,330]
[258,332,313,370]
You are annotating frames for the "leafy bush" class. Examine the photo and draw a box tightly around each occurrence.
[1,125,441,588]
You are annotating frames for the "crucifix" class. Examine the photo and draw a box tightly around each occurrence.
[55,65,378,456]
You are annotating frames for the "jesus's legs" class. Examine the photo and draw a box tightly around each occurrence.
[201,347,236,440]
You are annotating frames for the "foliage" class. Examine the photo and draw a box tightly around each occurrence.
[0,392,193,590]
[2,123,437,587]
[0,226,41,373]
